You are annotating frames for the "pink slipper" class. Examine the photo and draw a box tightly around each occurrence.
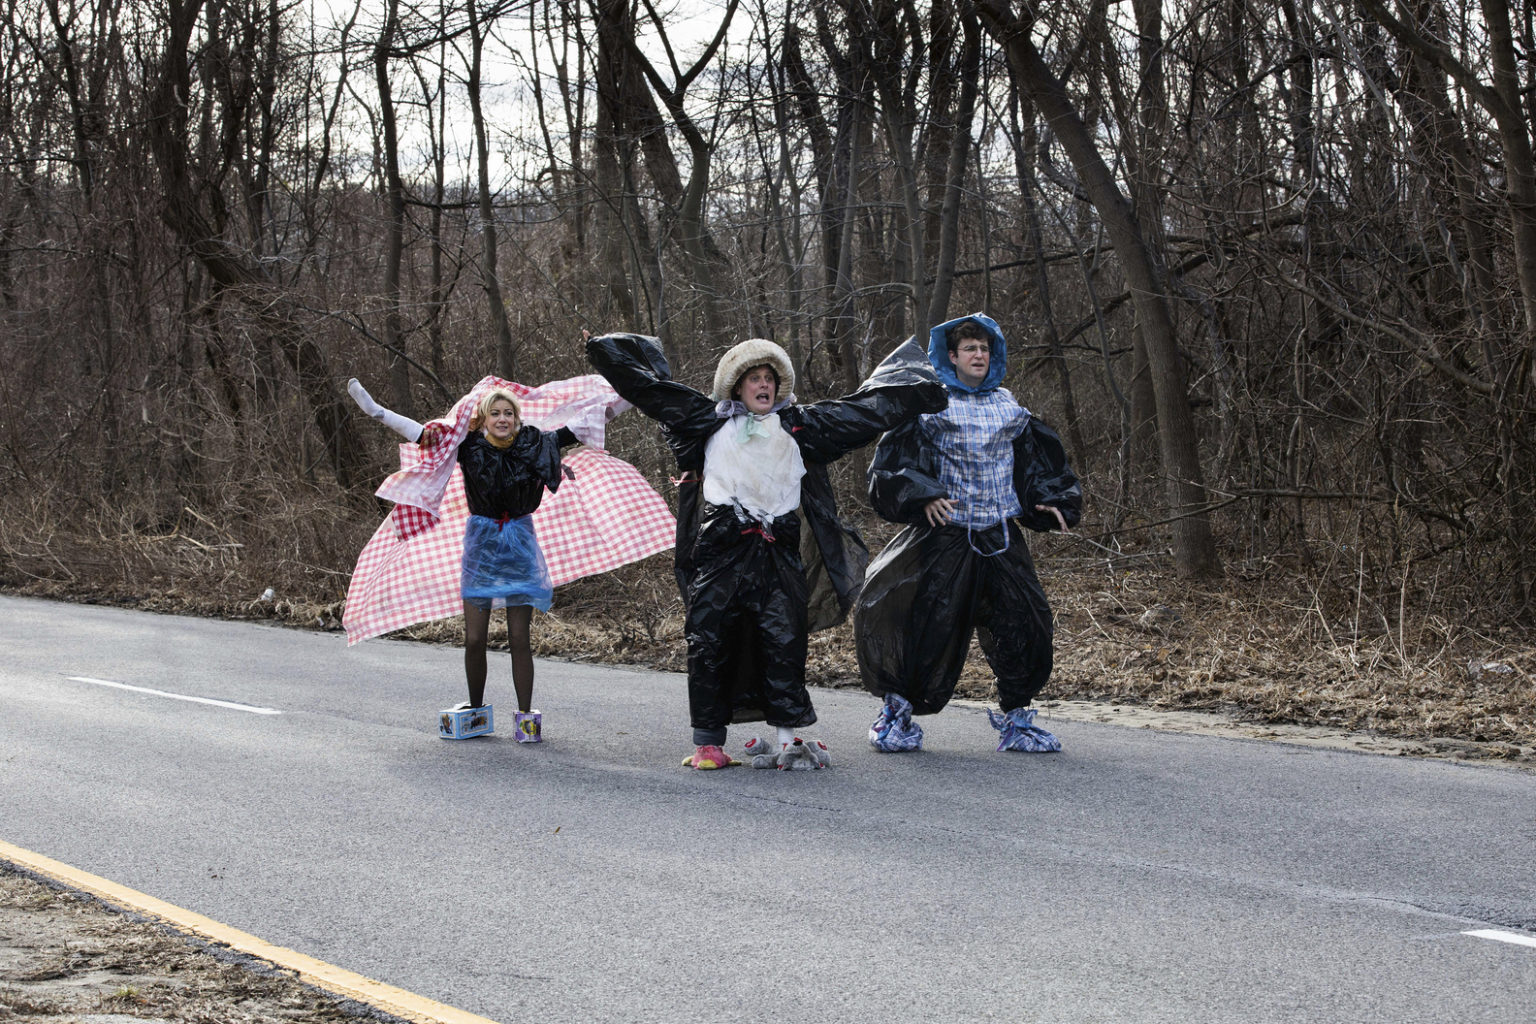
[682,744,739,769]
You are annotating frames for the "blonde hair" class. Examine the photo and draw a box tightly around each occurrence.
[469,387,521,432]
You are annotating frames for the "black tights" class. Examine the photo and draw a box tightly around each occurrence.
[462,602,535,712]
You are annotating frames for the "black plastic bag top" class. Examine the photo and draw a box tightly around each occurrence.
[456,425,569,520]
[583,333,718,474]
[586,331,946,628]
[862,333,937,390]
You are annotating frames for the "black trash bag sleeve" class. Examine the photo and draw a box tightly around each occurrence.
[862,333,938,389]
[867,417,945,524]
[584,332,717,455]
[585,332,714,601]
[527,425,571,492]
[863,334,947,524]
[1012,417,1082,532]
[790,374,947,465]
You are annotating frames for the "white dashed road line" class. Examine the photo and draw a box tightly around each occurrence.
[65,676,281,715]
[1462,929,1536,949]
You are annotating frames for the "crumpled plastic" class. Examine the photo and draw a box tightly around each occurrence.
[989,706,1061,752]
[855,320,1081,715]
[586,331,946,630]
[869,693,924,751]
[587,331,946,726]
[865,334,1082,530]
[459,514,553,612]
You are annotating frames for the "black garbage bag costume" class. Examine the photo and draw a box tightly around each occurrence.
[587,332,946,740]
[855,313,1081,716]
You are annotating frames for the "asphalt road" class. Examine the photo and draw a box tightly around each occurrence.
[1,593,1533,1023]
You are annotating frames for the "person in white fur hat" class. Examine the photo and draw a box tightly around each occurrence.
[586,330,945,771]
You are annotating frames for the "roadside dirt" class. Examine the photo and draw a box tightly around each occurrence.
[0,867,382,1024]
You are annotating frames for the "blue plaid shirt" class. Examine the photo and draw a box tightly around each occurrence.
[922,387,1030,527]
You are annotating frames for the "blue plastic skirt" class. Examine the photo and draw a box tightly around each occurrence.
[460,514,553,612]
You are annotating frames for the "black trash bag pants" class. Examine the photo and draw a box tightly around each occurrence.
[685,505,817,734]
[855,519,1053,715]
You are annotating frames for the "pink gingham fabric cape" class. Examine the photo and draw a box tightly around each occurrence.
[343,375,675,645]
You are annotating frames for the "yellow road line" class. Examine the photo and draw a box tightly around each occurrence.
[0,838,502,1024]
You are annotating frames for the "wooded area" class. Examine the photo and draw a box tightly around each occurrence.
[3,0,1535,642]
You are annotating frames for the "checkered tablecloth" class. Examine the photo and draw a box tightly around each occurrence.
[342,375,675,645]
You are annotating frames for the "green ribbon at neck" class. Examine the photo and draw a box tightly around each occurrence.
[737,413,773,443]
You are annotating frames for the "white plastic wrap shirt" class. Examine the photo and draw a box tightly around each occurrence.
[701,413,806,522]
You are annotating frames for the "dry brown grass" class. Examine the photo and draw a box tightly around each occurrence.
[1041,566,1534,754]
[4,499,1533,762]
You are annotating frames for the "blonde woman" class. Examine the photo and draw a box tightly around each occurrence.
[348,379,577,726]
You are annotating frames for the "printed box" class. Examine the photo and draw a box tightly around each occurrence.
[439,703,493,740]
[514,710,542,744]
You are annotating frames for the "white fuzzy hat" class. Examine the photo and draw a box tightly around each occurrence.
[711,338,795,402]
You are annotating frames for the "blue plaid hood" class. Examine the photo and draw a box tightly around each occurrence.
[927,313,1008,394]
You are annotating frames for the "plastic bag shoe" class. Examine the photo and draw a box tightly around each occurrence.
[743,735,779,769]
[988,707,1061,753]
[682,744,739,769]
[869,694,924,752]
[777,737,830,771]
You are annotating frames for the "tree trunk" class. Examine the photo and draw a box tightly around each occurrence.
[923,9,979,330]
[1011,94,1086,463]
[787,15,860,389]
[147,0,364,489]
[589,7,635,324]
[416,21,449,383]
[372,0,412,414]
[978,0,1221,576]
[466,0,517,379]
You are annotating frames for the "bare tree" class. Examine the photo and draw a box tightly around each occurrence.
[411,7,452,382]
[782,10,867,388]
[146,0,365,487]
[464,0,518,378]
[371,0,414,413]
[976,0,1221,576]
[922,5,980,330]
[615,0,741,338]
